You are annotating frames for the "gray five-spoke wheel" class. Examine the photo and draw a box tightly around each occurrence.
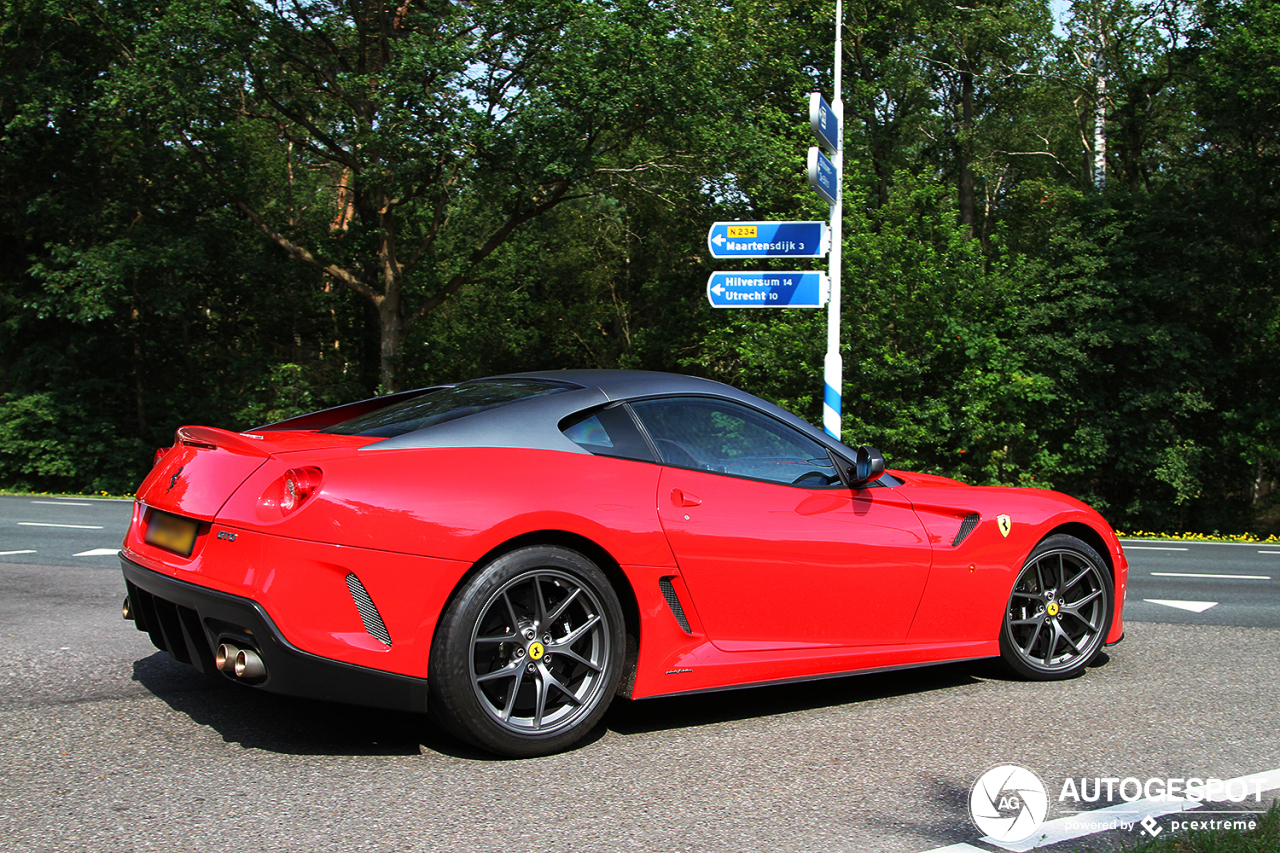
[1000,534,1113,680]
[469,569,611,735]
[429,546,624,757]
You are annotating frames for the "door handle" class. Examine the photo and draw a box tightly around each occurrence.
[672,489,702,507]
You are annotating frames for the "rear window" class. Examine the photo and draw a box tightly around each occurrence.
[321,379,575,438]
[559,405,655,462]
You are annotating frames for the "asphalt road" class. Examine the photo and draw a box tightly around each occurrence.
[0,495,130,568]
[1120,539,1280,629]
[1,495,1277,853]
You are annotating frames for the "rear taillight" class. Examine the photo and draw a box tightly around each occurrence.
[281,467,319,512]
[260,467,323,516]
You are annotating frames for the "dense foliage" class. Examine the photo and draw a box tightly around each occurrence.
[2,0,1277,533]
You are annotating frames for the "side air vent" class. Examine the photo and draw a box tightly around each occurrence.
[952,513,981,547]
[345,573,392,646]
[658,577,692,634]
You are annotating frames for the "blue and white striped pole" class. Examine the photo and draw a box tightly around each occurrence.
[823,0,844,440]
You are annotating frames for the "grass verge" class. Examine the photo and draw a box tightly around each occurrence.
[1117,530,1280,545]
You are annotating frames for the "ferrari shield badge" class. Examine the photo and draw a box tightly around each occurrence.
[997,514,1012,538]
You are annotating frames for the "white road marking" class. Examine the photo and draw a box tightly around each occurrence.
[1125,546,1189,551]
[1259,551,1280,555]
[920,845,987,852]
[1144,599,1219,613]
[29,500,92,506]
[1151,571,1270,580]
[16,522,104,529]
[0,550,37,556]
[74,548,120,557]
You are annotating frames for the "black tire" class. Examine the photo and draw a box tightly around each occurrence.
[999,534,1114,680]
[428,545,625,757]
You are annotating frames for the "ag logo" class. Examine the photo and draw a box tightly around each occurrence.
[997,514,1012,538]
[969,764,1048,842]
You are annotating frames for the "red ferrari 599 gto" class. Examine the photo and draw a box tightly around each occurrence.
[121,370,1127,756]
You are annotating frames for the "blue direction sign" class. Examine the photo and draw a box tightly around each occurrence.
[706,271,829,309]
[807,147,839,206]
[809,92,840,153]
[707,221,829,259]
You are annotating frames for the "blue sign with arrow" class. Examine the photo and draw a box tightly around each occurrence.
[707,221,830,259]
[809,92,840,153]
[807,147,839,206]
[706,271,830,309]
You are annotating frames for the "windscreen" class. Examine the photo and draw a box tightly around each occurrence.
[321,379,575,438]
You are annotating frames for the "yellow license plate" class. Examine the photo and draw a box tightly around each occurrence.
[144,510,199,557]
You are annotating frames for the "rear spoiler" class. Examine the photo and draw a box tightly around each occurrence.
[250,385,452,432]
[176,426,271,456]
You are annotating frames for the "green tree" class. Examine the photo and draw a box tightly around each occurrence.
[118,0,729,391]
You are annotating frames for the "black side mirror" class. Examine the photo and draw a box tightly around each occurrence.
[833,445,885,488]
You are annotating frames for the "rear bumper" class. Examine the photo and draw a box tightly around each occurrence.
[121,555,429,714]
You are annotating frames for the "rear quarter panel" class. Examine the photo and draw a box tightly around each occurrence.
[215,446,676,570]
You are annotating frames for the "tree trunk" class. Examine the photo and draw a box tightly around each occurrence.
[1093,70,1107,190]
[376,290,405,393]
[958,57,977,238]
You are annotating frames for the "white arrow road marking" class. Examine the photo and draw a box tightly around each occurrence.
[1144,599,1219,613]
[18,522,104,529]
[1,550,37,556]
[74,548,120,557]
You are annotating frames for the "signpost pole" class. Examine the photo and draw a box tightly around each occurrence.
[823,0,844,440]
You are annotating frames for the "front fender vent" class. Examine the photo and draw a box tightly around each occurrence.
[658,577,692,634]
[952,513,981,547]
[345,573,392,647]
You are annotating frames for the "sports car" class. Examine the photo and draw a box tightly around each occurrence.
[121,370,1127,756]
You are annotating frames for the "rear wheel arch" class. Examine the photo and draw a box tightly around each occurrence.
[439,531,641,694]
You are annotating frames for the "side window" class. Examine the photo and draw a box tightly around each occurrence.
[559,405,655,462]
[629,397,840,486]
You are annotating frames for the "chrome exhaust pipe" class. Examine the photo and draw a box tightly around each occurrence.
[122,596,133,621]
[215,643,240,674]
[233,648,266,681]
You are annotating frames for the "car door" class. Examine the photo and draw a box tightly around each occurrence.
[629,396,933,650]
